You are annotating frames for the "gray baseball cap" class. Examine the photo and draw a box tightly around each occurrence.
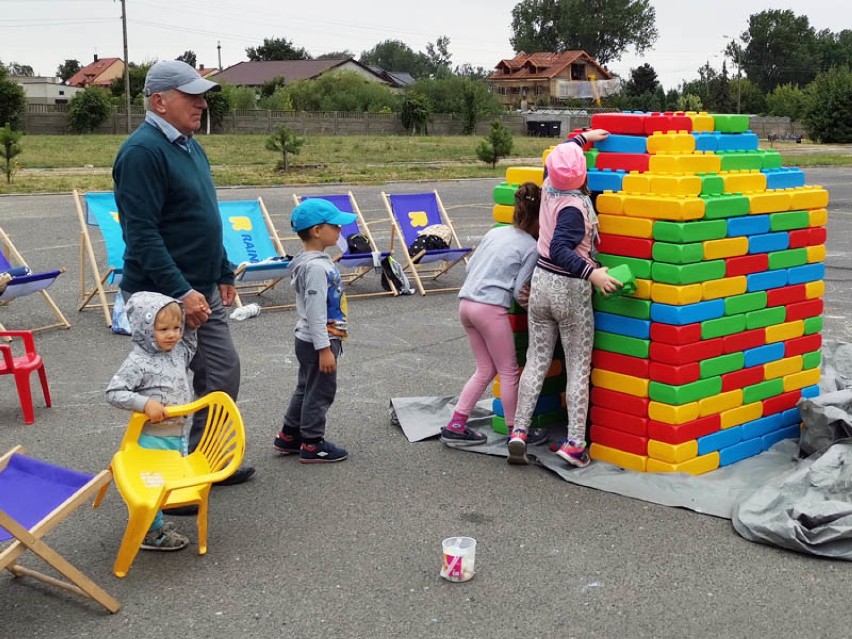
[143,60,220,97]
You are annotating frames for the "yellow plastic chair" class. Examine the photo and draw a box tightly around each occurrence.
[97,391,245,578]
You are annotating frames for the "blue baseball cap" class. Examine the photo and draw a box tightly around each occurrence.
[291,198,357,232]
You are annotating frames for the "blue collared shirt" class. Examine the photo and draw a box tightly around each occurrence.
[144,111,191,152]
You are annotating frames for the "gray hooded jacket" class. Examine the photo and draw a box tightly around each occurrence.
[289,250,348,349]
[105,291,197,438]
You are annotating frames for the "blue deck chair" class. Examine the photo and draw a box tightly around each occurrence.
[73,190,125,327]
[0,446,120,613]
[293,192,394,297]
[218,198,294,310]
[380,190,473,296]
[0,227,70,333]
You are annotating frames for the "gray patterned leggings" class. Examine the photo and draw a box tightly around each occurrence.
[514,267,595,443]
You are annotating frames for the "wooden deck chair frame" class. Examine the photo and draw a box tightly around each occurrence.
[292,192,395,298]
[0,228,70,333]
[0,446,120,613]
[380,190,472,296]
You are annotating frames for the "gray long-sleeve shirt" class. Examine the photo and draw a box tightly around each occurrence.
[458,225,538,308]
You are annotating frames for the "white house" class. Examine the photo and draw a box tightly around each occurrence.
[14,77,83,105]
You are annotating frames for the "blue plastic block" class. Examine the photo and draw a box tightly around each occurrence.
[779,407,802,427]
[746,269,787,292]
[593,311,651,339]
[762,168,806,190]
[698,424,743,455]
[716,131,759,152]
[787,263,825,285]
[800,384,820,399]
[727,215,770,237]
[588,168,626,193]
[748,232,790,254]
[762,424,800,450]
[741,413,783,440]
[743,342,785,368]
[595,133,648,154]
[650,299,725,326]
[493,394,561,418]
[692,132,719,152]
[719,436,764,466]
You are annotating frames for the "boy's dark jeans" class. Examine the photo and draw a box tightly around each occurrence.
[282,337,341,442]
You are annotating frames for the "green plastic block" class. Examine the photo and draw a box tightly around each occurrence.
[585,148,599,169]
[649,377,723,405]
[652,260,726,285]
[801,350,822,370]
[701,194,751,219]
[509,300,527,314]
[717,151,763,172]
[652,242,705,264]
[743,378,784,404]
[768,248,808,270]
[725,291,767,316]
[493,182,518,206]
[493,410,567,435]
[713,114,750,133]
[770,210,810,232]
[592,295,652,320]
[803,316,823,335]
[702,314,747,339]
[698,173,725,196]
[597,254,652,279]
[700,352,745,378]
[514,332,529,352]
[653,219,728,243]
[745,306,786,330]
[593,331,650,358]
[757,149,783,169]
[492,415,508,435]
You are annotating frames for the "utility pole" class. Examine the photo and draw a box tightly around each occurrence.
[217,41,222,71]
[120,0,131,133]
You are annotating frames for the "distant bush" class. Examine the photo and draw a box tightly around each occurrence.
[68,87,112,133]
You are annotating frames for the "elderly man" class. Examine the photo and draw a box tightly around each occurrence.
[113,59,254,487]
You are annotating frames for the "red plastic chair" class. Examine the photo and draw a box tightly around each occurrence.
[0,330,51,424]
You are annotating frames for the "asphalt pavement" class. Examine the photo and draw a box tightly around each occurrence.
[0,169,851,638]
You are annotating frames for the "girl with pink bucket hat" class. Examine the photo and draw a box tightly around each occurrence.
[507,129,623,467]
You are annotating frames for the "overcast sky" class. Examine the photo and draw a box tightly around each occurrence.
[1,0,843,91]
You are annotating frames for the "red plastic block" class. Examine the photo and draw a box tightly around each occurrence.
[592,349,650,379]
[596,152,651,173]
[789,227,827,248]
[726,254,770,277]
[591,113,647,135]
[591,388,649,417]
[786,299,824,322]
[590,424,649,457]
[644,112,693,135]
[648,414,720,445]
[765,284,807,308]
[722,329,765,354]
[721,366,765,392]
[567,128,594,150]
[763,390,802,415]
[649,361,701,385]
[650,322,702,346]
[649,338,723,365]
[784,333,822,357]
[508,313,528,332]
[597,234,654,259]
[590,406,649,436]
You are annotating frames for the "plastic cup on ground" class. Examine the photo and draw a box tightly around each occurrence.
[440,536,476,582]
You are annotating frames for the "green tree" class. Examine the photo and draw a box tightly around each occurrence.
[203,87,232,130]
[624,63,660,96]
[282,71,397,112]
[454,64,489,80]
[424,36,453,79]
[109,62,152,102]
[400,92,431,134]
[408,76,501,122]
[265,125,305,171]
[803,66,852,143]
[0,65,27,130]
[258,86,294,111]
[176,50,197,68]
[509,0,658,65]
[316,50,355,61]
[766,83,808,120]
[676,93,703,112]
[259,76,286,99]
[5,62,34,77]
[246,37,310,61]
[815,29,852,71]
[359,40,431,78]
[68,86,112,133]
[56,59,81,83]
[0,123,22,184]
[476,119,513,168]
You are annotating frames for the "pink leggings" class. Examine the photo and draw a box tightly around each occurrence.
[456,299,520,425]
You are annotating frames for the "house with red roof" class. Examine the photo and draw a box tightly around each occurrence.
[67,55,125,88]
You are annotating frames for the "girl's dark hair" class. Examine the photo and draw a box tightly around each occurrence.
[513,182,541,237]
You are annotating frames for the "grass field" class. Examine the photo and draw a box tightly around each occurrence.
[2,134,850,195]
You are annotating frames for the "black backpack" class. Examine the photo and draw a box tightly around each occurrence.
[407,234,449,263]
[380,255,414,295]
[346,233,372,255]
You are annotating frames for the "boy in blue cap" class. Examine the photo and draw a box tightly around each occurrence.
[274,198,357,463]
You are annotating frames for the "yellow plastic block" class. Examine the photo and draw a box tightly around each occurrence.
[809,208,828,227]
[748,191,792,214]
[631,278,652,300]
[596,192,626,215]
[698,389,743,417]
[541,146,556,165]
[720,402,763,429]
[647,439,698,464]
[505,166,544,187]
[783,367,821,393]
[764,320,805,344]
[590,443,647,472]
[647,452,720,475]
[623,194,705,221]
[648,401,699,425]
[648,152,721,174]
[702,237,749,261]
[493,376,501,398]
[701,276,747,301]
[650,174,703,197]
[591,369,649,398]
[805,281,825,299]
[722,170,768,194]
[492,204,514,224]
[789,186,829,210]
[686,111,715,133]
[651,282,702,305]
[621,172,652,195]
[647,131,697,155]
[806,245,826,263]
[764,355,803,381]
[598,214,654,239]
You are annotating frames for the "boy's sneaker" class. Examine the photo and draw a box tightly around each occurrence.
[440,426,487,446]
[141,523,190,552]
[507,429,529,465]
[273,431,302,455]
[300,440,349,464]
[555,439,590,468]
